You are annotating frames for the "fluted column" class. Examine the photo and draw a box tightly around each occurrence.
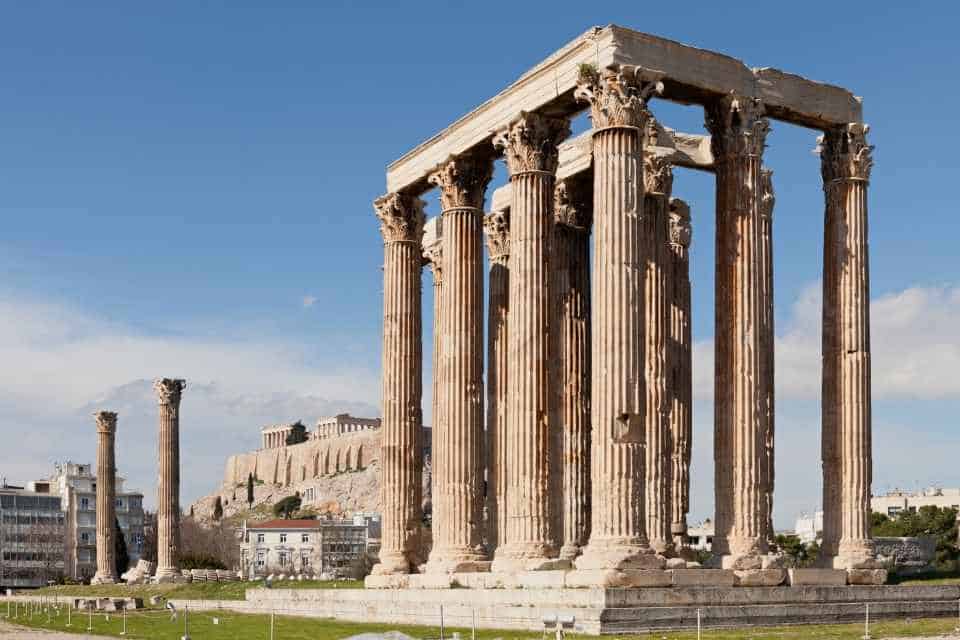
[706,95,771,568]
[554,177,592,561]
[818,124,883,581]
[758,169,776,544]
[155,378,186,582]
[91,411,118,585]
[483,210,510,554]
[667,199,693,550]
[571,64,667,583]
[425,152,493,573]
[372,192,425,575]
[642,130,674,557]
[491,111,570,571]
[423,216,444,545]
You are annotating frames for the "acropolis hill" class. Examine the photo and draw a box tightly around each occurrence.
[191,414,431,522]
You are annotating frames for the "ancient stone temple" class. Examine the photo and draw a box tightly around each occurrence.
[368,25,884,589]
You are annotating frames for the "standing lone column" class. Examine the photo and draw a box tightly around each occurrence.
[758,169,776,545]
[818,124,885,584]
[92,411,118,585]
[155,378,186,582]
[667,199,693,551]
[643,131,674,557]
[371,192,425,575]
[705,95,774,571]
[570,64,668,586]
[491,111,570,571]
[426,152,493,573]
[483,210,510,554]
[554,176,592,561]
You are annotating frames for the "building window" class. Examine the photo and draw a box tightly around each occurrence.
[257,533,265,543]
[256,551,265,569]
[301,533,309,543]
[278,551,289,567]
[80,497,89,510]
[280,533,287,543]
[80,532,90,543]
[301,551,310,567]
[888,507,902,517]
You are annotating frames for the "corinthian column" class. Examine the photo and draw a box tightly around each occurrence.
[554,176,592,561]
[758,169,776,545]
[818,124,885,584]
[490,111,570,571]
[483,210,510,554]
[569,64,667,586]
[705,95,774,572]
[425,152,493,573]
[667,199,693,551]
[423,216,443,544]
[91,411,118,585]
[372,192,425,575]
[155,378,186,582]
[643,129,674,557]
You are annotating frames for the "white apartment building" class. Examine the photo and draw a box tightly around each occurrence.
[0,480,65,588]
[49,462,145,581]
[794,511,824,544]
[871,487,960,518]
[239,518,368,579]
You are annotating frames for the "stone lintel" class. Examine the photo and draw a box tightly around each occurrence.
[387,25,861,194]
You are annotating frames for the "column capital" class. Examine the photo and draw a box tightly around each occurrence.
[575,63,663,130]
[422,217,443,281]
[554,178,592,231]
[375,192,426,243]
[428,153,493,211]
[668,198,692,249]
[704,94,770,160]
[493,111,570,175]
[483,210,510,266]
[760,168,775,221]
[818,123,873,183]
[154,378,186,405]
[94,411,117,434]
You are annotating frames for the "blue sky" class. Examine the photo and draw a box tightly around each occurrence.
[1,1,958,527]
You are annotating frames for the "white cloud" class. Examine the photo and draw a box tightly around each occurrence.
[0,292,379,507]
[692,282,960,402]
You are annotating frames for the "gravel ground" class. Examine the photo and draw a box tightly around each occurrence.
[0,619,112,639]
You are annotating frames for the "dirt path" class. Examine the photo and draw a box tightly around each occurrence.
[0,619,113,639]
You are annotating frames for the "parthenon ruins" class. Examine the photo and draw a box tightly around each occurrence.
[371,25,884,588]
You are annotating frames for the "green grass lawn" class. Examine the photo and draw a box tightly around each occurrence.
[3,605,960,640]
[33,579,365,603]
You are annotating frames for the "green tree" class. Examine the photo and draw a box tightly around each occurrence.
[773,534,818,568]
[114,517,130,579]
[246,473,255,505]
[213,496,224,520]
[273,494,302,519]
[872,505,959,569]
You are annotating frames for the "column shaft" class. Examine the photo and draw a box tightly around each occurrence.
[155,378,186,581]
[426,154,492,572]
[554,178,592,561]
[818,124,880,574]
[667,199,693,548]
[492,111,569,569]
[92,411,117,584]
[372,192,425,575]
[758,170,776,543]
[483,211,510,554]
[642,140,673,556]
[706,95,770,565]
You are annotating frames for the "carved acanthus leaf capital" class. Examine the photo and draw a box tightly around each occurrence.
[668,198,692,249]
[374,192,426,243]
[493,111,570,175]
[644,150,674,196]
[483,210,510,265]
[94,411,118,434]
[428,153,494,211]
[817,123,873,183]
[154,378,186,406]
[554,178,592,230]
[759,168,775,221]
[574,64,664,130]
[422,240,443,280]
[705,94,770,160]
